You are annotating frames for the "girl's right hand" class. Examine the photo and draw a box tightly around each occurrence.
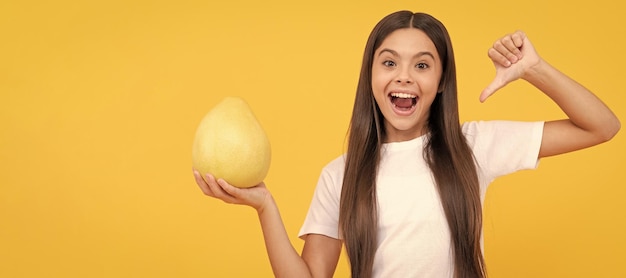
[193,169,272,213]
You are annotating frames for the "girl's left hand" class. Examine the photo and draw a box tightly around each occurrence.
[193,169,272,213]
[480,31,542,102]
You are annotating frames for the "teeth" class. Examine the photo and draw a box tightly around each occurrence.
[390,92,416,98]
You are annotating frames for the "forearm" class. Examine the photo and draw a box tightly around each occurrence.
[524,59,620,140]
[257,196,312,278]
[520,59,620,157]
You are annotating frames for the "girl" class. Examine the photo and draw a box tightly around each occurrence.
[193,10,619,278]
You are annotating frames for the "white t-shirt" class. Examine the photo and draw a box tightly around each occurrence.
[298,120,544,278]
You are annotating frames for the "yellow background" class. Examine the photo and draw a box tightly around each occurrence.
[1,0,624,277]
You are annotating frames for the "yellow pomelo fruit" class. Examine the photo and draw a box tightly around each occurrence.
[192,97,271,188]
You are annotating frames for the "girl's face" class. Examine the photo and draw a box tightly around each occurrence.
[371,28,442,142]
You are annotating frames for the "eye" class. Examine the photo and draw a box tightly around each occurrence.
[416,62,429,69]
[383,60,396,67]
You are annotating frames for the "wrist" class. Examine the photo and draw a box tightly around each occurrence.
[522,58,550,84]
[256,192,275,216]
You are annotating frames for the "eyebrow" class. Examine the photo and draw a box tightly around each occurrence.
[378,48,435,60]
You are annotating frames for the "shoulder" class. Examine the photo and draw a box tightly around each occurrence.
[321,154,346,176]
[315,154,346,193]
[462,120,544,146]
[461,120,516,136]
[461,120,544,182]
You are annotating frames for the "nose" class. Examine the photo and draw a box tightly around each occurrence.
[395,67,413,84]
[395,78,413,84]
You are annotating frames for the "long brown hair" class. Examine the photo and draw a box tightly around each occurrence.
[339,11,485,278]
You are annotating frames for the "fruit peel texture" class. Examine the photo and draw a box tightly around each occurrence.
[192,97,271,188]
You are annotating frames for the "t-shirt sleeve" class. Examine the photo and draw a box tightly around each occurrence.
[298,157,344,240]
[462,120,544,182]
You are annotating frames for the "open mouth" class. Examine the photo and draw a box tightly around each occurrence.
[389,92,417,111]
